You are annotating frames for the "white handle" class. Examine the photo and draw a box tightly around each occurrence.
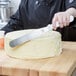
[70,15,74,22]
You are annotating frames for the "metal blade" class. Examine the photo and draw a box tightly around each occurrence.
[9,25,52,47]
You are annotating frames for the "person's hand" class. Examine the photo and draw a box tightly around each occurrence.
[52,11,71,30]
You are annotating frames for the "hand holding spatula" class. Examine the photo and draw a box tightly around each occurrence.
[9,15,74,48]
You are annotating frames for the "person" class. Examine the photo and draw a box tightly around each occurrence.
[1,0,76,41]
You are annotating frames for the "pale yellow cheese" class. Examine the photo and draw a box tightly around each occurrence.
[5,29,62,59]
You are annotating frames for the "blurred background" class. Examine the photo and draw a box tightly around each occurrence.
[10,0,21,15]
[0,0,21,29]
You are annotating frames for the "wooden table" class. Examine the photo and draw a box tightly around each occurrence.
[0,42,76,76]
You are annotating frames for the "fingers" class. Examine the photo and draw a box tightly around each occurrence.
[63,14,70,26]
[52,12,71,30]
[52,14,58,30]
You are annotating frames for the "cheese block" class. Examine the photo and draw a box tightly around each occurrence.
[4,29,62,59]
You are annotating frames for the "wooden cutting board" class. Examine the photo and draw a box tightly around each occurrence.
[0,41,76,76]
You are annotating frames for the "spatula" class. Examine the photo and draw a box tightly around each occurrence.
[9,16,74,48]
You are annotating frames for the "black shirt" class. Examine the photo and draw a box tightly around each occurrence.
[1,0,76,41]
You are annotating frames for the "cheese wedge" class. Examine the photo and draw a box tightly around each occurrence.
[5,29,62,59]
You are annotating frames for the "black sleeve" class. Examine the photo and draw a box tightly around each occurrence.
[1,0,25,33]
[65,0,76,9]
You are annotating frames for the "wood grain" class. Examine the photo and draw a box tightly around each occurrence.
[0,42,76,76]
